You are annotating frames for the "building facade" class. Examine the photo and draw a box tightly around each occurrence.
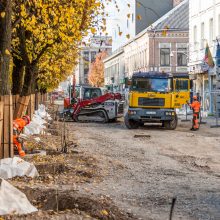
[104,0,189,92]
[109,0,182,51]
[104,48,125,92]
[75,36,112,85]
[189,0,220,114]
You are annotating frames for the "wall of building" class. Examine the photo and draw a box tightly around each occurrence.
[189,0,220,67]
[123,32,149,78]
[104,50,125,92]
[109,1,136,52]
[189,0,220,113]
[148,31,189,73]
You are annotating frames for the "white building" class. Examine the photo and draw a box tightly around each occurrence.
[74,36,112,85]
[189,0,220,113]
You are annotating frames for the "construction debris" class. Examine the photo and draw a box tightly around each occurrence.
[0,178,38,215]
[0,157,39,179]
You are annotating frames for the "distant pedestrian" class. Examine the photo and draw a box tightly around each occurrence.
[187,96,201,131]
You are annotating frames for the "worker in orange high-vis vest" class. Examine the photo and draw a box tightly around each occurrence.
[13,115,30,157]
[187,96,201,131]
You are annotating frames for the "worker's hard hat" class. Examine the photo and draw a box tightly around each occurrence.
[193,95,197,100]
[22,115,30,124]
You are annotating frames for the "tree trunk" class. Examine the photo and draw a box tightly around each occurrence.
[12,56,24,95]
[31,71,38,94]
[0,0,12,95]
[21,64,37,96]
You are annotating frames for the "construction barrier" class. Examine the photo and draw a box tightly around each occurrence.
[13,96,30,119]
[27,94,35,120]
[0,95,14,159]
[210,90,220,128]
[12,95,19,113]
[0,101,3,156]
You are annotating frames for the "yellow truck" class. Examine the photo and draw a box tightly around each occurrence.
[124,72,191,130]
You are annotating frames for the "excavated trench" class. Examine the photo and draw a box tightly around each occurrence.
[17,187,134,220]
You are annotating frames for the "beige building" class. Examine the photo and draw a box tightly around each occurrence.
[104,0,189,92]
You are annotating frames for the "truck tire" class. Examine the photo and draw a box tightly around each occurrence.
[164,114,178,130]
[124,113,139,129]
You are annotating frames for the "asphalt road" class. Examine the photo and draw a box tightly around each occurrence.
[71,119,220,220]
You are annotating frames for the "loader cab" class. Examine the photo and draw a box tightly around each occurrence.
[71,85,102,100]
[82,87,102,100]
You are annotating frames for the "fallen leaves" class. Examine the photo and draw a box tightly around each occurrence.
[0,12,5,18]
[100,209,109,216]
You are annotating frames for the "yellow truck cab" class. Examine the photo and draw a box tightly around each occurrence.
[124,71,191,130]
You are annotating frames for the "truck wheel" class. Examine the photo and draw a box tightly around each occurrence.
[164,115,178,130]
[124,113,139,129]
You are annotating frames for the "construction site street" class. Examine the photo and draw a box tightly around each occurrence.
[71,119,220,220]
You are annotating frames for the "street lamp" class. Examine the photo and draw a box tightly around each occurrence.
[170,50,190,63]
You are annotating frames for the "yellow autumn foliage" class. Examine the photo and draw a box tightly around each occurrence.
[11,0,104,91]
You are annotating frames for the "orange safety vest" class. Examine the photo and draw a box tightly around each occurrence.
[190,101,201,113]
[13,118,27,133]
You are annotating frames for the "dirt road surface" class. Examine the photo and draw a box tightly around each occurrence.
[71,119,220,220]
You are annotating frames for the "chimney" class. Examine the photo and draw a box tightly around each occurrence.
[173,0,184,7]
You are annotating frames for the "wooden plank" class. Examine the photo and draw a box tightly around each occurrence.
[13,96,30,119]
[31,94,35,118]
[2,95,13,158]
[26,95,31,117]
[0,100,4,159]
[27,94,35,119]
[12,95,19,118]
[35,93,38,110]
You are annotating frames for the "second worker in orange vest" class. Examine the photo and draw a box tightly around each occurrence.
[13,115,30,157]
[187,96,201,131]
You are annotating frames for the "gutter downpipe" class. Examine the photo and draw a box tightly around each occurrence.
[153,29,156,71]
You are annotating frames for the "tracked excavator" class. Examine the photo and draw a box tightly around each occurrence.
[62,85,124,122]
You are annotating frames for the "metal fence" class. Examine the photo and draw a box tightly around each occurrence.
[204,90,220,128]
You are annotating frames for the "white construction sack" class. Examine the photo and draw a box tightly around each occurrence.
[0,157,39,179]
[0,178,38,215]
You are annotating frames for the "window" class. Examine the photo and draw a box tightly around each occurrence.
[201,22,205,48]
[83,88,102,100]
[131,78,171,92]
[193,25,197,49]
[177,48,187,66]
[209,18,213,45]
[175,79,189,91]
[127,19,129,28]
[218,15,220,36]
[160,48,170,66]
[91,51,96,62]
[83,51,89,62]
[132,13,134,22]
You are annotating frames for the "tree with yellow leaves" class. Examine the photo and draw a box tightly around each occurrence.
[88,51,108,87]
[11,0,102,96]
